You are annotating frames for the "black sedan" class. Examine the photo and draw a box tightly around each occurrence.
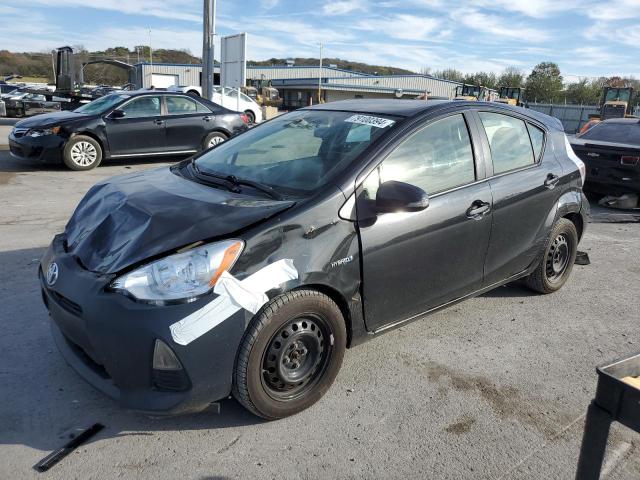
[570,118,640,195]
[9,90,249,170]
[41,100,588,419]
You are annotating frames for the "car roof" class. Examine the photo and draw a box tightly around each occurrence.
[305,99,563,129]
[113,89,192,97]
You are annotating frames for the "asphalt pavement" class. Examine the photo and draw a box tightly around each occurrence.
[0,150,639,479]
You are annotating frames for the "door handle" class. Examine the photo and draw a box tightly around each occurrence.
[544,173,560,189]
[202,116,212,121]
[154,119,164,125]
[467,200,491,219]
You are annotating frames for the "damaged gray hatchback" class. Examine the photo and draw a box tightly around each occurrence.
[41,100,589,419]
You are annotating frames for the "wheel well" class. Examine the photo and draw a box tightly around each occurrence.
[563,212,584,240]
[71,132,104,155]
[294,284,353,348]
[187,90,200,97]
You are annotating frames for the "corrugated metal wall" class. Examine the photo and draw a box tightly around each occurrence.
[526,103,600,133]
[326,75,458,98]
[138,64,202,88]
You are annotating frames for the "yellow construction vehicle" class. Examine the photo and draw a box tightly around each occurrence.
[245,80,283,108]
[579,86,636,134]
[495,87,525,107]
[454,84,497,102]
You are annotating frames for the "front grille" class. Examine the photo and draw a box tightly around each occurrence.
[62,333,111,380]
[48,289,83,317]
[12,127,28,138]
[602,104,626,120]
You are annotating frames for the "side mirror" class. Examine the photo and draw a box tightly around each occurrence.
[375,180,429,213]
[110,109,126,119]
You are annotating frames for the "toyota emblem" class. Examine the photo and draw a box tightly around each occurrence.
[46,262,59,286]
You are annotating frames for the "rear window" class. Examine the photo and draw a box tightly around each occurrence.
[579,122,640,145]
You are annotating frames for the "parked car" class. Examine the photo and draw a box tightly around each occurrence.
[9,90,249,170]
[570,118,640,195]
[4,92,61,117]
[168,85,263,124]
[41,100,588,419]
[0,98,5,117]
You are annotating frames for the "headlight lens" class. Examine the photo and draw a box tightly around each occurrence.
[111,240,244,301]
[27,126,61,137]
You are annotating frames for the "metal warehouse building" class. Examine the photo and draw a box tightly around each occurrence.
[133,63,462,107]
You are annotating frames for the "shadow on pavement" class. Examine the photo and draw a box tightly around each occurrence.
[0,246,263,455]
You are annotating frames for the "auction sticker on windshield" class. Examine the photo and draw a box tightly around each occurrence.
[345,114,395,128]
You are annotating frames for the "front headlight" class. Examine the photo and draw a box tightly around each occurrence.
[111,240,244,302]
[27,126,61,137]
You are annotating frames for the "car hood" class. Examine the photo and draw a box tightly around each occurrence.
[15,110,91,128]
[64,167,295,274]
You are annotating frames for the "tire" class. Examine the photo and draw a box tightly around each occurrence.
[202,131,228,150]
[233,290,347,420]
[63,135,103,171]
[244,109,256,124]
[187,90,200,97]
[524,218,578,294]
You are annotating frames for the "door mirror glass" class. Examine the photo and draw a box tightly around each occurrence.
[110,109,126,119]
[375,181,429,213]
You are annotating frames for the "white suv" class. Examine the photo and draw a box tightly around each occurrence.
[167,85,262,124]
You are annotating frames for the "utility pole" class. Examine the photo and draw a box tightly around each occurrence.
[318,42,323,104]
[149,28,153,66]
[202,0,216,101]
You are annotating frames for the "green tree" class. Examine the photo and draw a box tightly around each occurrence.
[433,68,465,83]
[497,67,525,88]
[525,62,563,103]
[564,78,601,105]
[463,71,498,89]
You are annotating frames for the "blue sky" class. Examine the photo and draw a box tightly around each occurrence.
[1,0,639,80]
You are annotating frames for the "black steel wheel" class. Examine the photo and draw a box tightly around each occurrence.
[525,218,578,294]
[233,290,346,419]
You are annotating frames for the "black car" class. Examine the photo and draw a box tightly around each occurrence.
[40,100,588,419]
[4,92,62,118]
[9,90,249,170]
[570,118,640,195]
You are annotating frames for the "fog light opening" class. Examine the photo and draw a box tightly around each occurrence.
[152,339,183,371]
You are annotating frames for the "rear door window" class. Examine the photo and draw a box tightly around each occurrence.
[362,114,476,198]
[479,112,535,174]
[166,95,211,114]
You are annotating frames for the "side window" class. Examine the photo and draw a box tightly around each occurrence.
[528,123,545,160]
[478,112,535,174]
[362,114,476,199]
[120,96,161,118]
[166,96,211,114]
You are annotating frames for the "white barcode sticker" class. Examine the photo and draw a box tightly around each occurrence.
[345,114,395,128]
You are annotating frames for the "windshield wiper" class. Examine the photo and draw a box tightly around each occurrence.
[191,163,283,200]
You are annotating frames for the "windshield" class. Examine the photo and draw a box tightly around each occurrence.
[579,122,640,145]
[604,88,631,103]
[74,93,130,114]
[194,109,399,196]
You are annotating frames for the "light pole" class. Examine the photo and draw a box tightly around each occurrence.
[202,0,216,101]
[318,42,323,104]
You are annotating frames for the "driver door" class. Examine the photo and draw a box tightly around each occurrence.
[357,112,493,331]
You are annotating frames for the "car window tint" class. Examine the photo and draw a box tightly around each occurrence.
[579,122,640,144]
[166,96,210,114]
[362,114,475,199]
[121,96,161,118]
[479,112,535,174]
[528,123,545,160]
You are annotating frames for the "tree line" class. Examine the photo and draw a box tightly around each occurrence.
[427,62,640,105]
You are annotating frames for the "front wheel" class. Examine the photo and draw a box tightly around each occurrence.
[233,290,346,420]
[63,135,103,171]
[524,218,578,294]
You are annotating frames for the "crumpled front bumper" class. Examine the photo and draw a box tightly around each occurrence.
[41,234,248,414]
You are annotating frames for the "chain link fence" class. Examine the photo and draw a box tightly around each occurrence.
[526,103,600,134]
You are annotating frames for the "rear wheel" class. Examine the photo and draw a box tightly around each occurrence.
[187,90,200,97]
[524,218,578,294]
[63,135,102,171]
[244,110,256,124]
[233,290,346,419]
[203,131,227,150]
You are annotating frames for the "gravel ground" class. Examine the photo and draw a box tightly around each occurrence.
[1,151,639,479]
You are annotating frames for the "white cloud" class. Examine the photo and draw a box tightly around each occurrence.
[454,9,551,42]
[356,14,441,41]
[469,0,582,18]
[322,0,365,16]
[586,0,640,20]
